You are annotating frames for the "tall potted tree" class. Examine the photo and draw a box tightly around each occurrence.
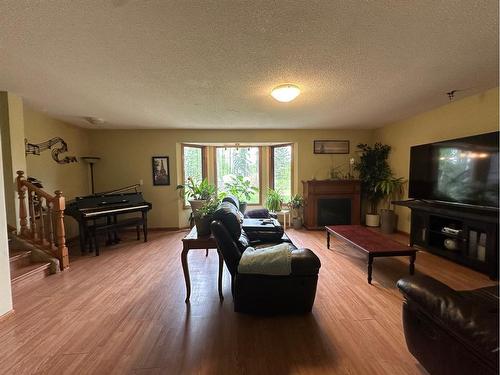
[354,143,392,227]
[375,176,406,233]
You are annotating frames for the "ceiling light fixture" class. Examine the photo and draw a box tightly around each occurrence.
[271,84,301,103]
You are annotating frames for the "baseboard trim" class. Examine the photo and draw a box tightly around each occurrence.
[0,309,14,322]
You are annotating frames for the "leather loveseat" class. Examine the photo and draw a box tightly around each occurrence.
[397,275,499,375]
[211,198,321,314]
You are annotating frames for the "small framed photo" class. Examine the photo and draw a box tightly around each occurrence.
[152,156,170,186]
[314,140,350,154]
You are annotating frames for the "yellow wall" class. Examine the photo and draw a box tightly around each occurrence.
[17,86,499,233]
[374,87,499,233]
[24,107,91,237]
[88,129,374,228]
[0,92,27,229]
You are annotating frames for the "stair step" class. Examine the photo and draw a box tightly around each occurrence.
[9,250,32,271]
[11,262,51,287]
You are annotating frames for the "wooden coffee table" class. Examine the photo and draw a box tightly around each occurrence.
[181,227,223,302]
[326,225,417,284]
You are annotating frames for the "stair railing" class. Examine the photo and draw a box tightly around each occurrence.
[16,170,69,270]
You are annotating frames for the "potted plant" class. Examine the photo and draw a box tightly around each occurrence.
[265,189,284,213]
[176,177,216,214]
[354,143,392,227]
[376,176,406,233]
[224,175,258,213]
[288,194,304,229]
[193,198,219,236]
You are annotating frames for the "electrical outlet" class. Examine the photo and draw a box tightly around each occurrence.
[139,179,143,186]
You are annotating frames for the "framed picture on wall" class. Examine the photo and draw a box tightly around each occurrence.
[152,156,170,186]
[313,140,350,154]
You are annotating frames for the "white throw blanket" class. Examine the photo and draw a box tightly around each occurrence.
[238,243,292,275]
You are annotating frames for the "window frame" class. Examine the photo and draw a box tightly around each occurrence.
[269,143,294,199]
[214,146,262,206]
[181,143,208,209]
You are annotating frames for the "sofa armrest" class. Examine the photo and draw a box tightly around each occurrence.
[291,249,321,275]
[397,275,471,320]
[397,275,499,366]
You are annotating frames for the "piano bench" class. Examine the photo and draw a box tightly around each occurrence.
[89,217,146,256]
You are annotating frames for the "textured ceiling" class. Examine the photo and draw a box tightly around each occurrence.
[0,1,498,129]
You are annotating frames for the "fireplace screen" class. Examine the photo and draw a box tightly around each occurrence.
[317,198,352,226]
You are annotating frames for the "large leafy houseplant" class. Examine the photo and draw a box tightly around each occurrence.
[265,189,284,213]
[193,198,219,236]
[375,176,406,233]
[176,177,216,213]
[287,194,305,229]
[354,143,392,226]
[376,177,406,210]
[224,175,258,213]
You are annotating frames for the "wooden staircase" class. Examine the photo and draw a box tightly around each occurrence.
[9,249,51,288]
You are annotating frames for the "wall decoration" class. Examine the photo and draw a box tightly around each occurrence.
[313,140,350,154]
[25,137,78,164]
[152,156,170,186]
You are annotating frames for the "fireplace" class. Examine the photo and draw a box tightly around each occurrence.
[302,180,361,229]
[317,198,352,226]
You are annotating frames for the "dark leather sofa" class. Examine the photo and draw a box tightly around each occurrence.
[211,197,321,314]
[397,275,499,375]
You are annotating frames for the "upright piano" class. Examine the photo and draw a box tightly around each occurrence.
[65,185,152,253]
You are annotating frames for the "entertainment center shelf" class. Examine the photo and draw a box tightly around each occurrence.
[394,200,498,279]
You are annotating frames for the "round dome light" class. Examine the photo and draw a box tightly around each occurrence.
[271,84,301,103]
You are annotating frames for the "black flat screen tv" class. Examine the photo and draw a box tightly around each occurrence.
[408,131,499,209]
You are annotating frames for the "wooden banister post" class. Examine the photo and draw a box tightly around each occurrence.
[53,190,69,270]
[16,170,29,236]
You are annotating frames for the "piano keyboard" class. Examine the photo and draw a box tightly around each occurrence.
[83,204,150,217]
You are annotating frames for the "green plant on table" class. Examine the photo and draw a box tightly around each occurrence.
[176,177,216,200]
[265,189,284,213]
[193,198,220,218]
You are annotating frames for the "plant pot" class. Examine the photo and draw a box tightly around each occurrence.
[365,214,380,227]
[292,217,303,230]
[380,209,396,233]
[189,199,206,214]
[239,202,247,214]
[194,215,212,236]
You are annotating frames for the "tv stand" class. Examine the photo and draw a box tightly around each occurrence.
[394,200,498,279]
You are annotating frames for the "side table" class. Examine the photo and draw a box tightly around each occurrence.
[181,227,224,302]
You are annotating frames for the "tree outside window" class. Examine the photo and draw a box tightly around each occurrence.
[271,144,292,202]
[216,147,260,204]
[182,145,205,205]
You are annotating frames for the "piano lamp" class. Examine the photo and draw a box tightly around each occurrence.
[81,156,101,194]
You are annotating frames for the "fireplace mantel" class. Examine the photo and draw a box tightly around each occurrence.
[302,180,361,229]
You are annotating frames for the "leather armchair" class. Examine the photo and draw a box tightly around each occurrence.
[397,275,499,375]
[211,201,321,314]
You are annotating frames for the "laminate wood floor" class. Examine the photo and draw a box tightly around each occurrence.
[0,229,496,374]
